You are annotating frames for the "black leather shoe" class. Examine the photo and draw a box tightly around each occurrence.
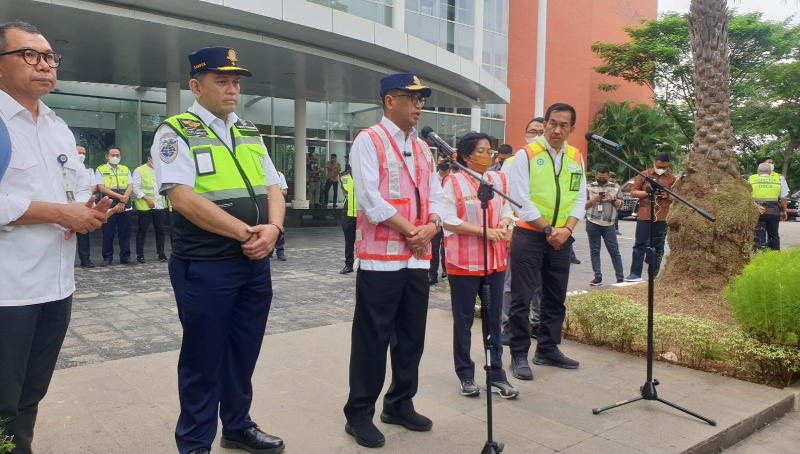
[571,257,581,265]
[121,260,136,265]
[428,275,438,285]
[100,261,112,267]
[221,426,284,453]
[137,256,146,263]
[345,422,385,448]
[80,261,95,269]
[159,255,168,263]
[277,254,286,261]
[339,266,354,274]
[188,449,210,454]
[441,271,448,279]
[533,348,579,369]
[380,410,432,432]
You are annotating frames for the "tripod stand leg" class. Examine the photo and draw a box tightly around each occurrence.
[592,396,644,414]
[656,397,717,426]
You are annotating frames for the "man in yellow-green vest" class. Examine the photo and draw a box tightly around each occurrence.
[506,103,587,380]
[133,150,169,263]
[150,46,286,454]
[751,159,788,250]
[339,159,357,274]
[95,146,134,266]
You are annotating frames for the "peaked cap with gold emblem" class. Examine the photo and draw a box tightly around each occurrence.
[380,73,432,98]
[188,46,252,77]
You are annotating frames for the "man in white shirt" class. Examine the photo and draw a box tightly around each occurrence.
[0,21,111,454]
[343,73,446,449]
[76,145,98,268]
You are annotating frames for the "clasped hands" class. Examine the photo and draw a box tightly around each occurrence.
[546,226,572,251]
[62,195,114,239]
[405,222,438,259]
[241,224,281,260]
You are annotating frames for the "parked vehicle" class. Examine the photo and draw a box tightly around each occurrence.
[617,178,639,220]
[787,190,799,221]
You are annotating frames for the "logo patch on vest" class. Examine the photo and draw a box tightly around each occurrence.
[536,158,546,167]
[160,132,179,164]
[178,119,208,137]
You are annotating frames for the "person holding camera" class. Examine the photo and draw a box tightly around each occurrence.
[585,166,624,286]
[624,152,676,282]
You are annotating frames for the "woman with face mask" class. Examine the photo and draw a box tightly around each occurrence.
[441,132,519,400]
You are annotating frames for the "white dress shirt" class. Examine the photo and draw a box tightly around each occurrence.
[132,165,165,210]
[95,165,132,211]
[152,101,280,196]
[0,90,92,306]
[442,172,514,236]
[350,117,447,271]
[278,172,288,190]
[508,137,587,223]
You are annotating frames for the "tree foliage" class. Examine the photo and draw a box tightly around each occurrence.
[587,101,684,181]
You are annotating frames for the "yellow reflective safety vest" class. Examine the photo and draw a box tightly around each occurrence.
[515,138,583,230]
[160,112,269,260]
[133,164,169,211]
[340,171,357,217]
[749,173,781,203]
[97,163,131,209]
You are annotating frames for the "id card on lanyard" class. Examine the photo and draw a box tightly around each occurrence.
[57,154,75,203]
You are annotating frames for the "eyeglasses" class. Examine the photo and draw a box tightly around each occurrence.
[392,93,426,107]
[0,48,62,68]
[525,130,543,137]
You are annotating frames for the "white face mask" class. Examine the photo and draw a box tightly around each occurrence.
[654,168,666,176]
[78,154,86,163]
[525,136,537,144]
[108,157,121,165]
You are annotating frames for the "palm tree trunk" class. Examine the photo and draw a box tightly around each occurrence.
[659,0,760,286]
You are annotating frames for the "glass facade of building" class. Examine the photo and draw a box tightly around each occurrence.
[307,0,394,26]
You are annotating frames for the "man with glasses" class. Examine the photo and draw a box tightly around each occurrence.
[524,117,545,145]
[343,73,445,448]
[0,21,111,454]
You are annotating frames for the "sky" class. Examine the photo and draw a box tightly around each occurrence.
[659,0,799,23]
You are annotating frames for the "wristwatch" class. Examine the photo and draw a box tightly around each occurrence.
[270,223,285,241]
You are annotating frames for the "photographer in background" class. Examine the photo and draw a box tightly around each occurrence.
[585,166,624,286]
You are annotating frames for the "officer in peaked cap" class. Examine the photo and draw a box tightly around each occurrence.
[150,46,286,454]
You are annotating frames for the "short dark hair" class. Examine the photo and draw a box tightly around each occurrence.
[525,117,545,131]
[654,152,670,163]
[497,144,513,155]
[756,156,771,165]
[595,165,610,174]
[455,132,492,166]
[106,146,120,155]
[0,21,40,53]
[544,103,577,126]
[331,153,337,158]
[143,150,151,160]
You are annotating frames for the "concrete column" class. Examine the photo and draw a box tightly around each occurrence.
[473,0,484,67]
[471,108,481,133]
[393,0,405,31]
[292,98,309,209]
[115,112,139,168]
[166,81,181,117]
[535,0,547,117]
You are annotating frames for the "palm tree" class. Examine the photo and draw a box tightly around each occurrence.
[659,0,760,285]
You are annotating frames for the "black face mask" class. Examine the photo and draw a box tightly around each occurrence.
[597,178,608,186]
[437,162,450,172]
[451,163,459,171]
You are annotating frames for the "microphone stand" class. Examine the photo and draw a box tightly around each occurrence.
[589,142,717,426]
[435,144,522,454]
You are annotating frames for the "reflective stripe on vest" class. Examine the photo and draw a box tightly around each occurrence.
[516,139,583,229]
[97,164,130,192]
[749,173,781,203]
[444,171,508,275]
[355,124,433,261]
[341,173,357,217]
[133,164,170,211]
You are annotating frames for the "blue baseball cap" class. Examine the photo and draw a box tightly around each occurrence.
[380,73,432,98]
[188,46,252,77]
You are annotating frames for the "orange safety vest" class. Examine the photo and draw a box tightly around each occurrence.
[355,124,433,261]
[444,171,509,275]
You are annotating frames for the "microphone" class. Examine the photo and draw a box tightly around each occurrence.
[585,132,621,151]
[403,151,412,157]
[420,126,456,159]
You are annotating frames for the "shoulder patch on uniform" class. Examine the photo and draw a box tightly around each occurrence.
[160,132,179,164]
[177,118,208,137]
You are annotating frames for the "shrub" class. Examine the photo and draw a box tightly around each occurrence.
[725,248,800,346]
[0,428,15,454]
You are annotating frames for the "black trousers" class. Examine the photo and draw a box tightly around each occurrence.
[135,209,168,259]
[102,210,131,263]
[630,220,668,278]
[755,214,780,251]
[429,230,446,277]
[344,268,429,424]
[508,228,571,356]
[0,296,72,454]
[449,273,507,382]
[76,232,91,264]
[324,181,339,207]
[342,216,356,267]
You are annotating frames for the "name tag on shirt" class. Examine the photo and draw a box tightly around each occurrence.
[383,162,404,169]
[567,164,581,172]
[194,149,216,176]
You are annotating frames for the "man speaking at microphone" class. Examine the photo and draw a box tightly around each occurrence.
[506,103,586,380]
[343,73,445,449]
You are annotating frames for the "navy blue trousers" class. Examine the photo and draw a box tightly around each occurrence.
[169,255,273,454]
[102,210,131,263]
[449,272,507,382]
[586,221,624,282]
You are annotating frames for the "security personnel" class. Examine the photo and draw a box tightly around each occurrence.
[267,171,287,261]
[507,103,586,380]
[343,73,446,449]
[132,150,169,263]
[96,146,134,265]
[76,145,98,268]
[151,47,285,454]
[750,161,787,250]
[339,159,357,274]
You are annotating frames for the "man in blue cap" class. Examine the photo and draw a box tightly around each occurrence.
[151,46,285,454]
[342,73,446,448]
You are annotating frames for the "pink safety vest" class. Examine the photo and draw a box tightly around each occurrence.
[355,124,433,261]
[444,171,509,275]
